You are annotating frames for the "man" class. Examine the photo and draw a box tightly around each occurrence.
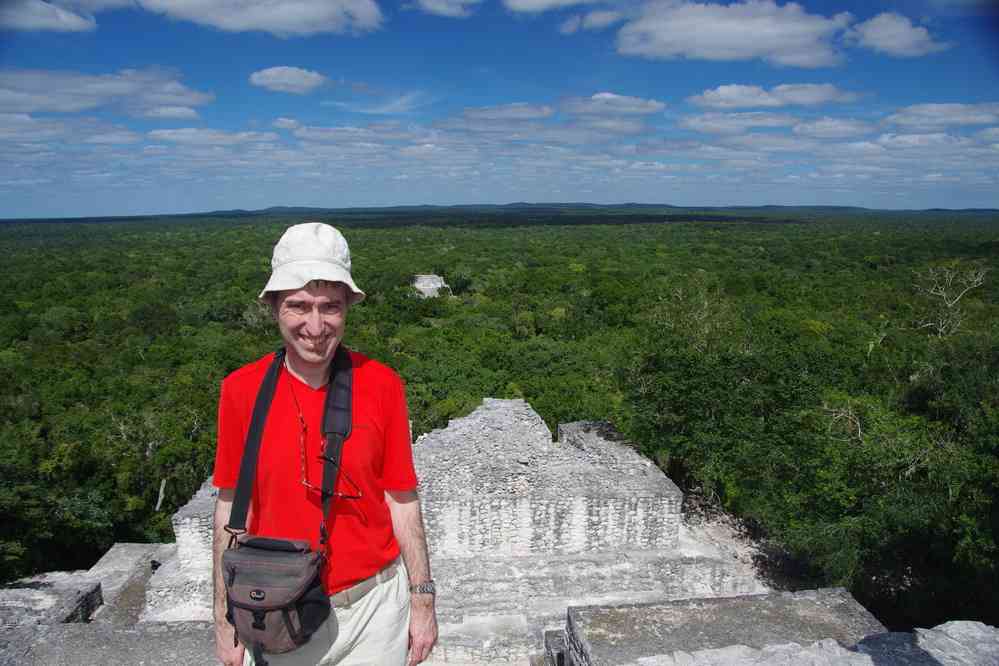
[211,222,438,666]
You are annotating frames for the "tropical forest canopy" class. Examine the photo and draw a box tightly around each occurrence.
[1,207,996,631]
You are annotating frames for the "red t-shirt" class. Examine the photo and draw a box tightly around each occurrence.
[212,349,418,594]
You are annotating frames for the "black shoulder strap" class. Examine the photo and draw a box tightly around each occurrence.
[227,349,285,533]
[319,345,352,546]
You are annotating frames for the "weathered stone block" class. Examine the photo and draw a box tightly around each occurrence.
[3,620,215,665]
[87,542,165,624]
[413,274,451,298]
[0,571,102,630]
[564,588,886,665]
[416,400,681,558]
[139,480,216,623]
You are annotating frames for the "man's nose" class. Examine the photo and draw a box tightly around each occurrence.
[303,308,324,336]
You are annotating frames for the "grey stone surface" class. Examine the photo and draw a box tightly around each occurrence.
[916,621,999,665]
[88,543,163,624]
[140,479,216,622]
[565,588,886,665]
[616,638,876,665]
[1,621,215,665]
[854,631,951,665]
[413,274,451,298]
[140,544,211,622]
[0,571,102,629]
[433,550,765,625]
[415,400,682,557]
[413,400,762,663]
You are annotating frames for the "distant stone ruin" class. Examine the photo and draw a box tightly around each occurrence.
[413,274,451,298]
[3,398,998,665]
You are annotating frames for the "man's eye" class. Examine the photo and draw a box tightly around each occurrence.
[321,304,341,315]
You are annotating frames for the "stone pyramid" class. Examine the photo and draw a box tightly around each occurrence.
[413,399,765,664]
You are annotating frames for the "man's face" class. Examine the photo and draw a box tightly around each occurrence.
[274,282,348,368]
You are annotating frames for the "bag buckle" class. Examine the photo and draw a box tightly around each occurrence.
[224,525,246,549]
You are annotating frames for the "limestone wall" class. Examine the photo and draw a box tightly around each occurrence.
[425,495,679,557]
[140,480,215,622]
[415,399,682,559]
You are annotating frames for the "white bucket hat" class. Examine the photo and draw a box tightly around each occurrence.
[259,222,366,305]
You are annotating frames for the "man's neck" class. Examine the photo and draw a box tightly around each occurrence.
[283,349,333,389]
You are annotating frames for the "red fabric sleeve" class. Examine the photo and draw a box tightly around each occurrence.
[378,372,419,491]
[212,376,247,489]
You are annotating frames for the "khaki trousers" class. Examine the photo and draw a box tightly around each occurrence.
[243,559,411,666]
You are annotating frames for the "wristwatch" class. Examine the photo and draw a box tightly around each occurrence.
[409,580,436,595]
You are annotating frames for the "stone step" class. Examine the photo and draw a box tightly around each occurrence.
[88,542,170,624]
[432,551,765,616]
[424,550,767,663]
[562,588,887,666]
[3,621,215,665]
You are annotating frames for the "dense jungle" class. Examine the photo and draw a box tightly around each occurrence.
[1,207,996,631]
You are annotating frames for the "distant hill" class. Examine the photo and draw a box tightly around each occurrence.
[3,202,997,225]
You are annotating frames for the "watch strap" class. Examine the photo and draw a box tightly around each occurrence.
[409,580,436,595]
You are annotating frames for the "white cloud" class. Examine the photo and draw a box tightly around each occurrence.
[876,132,970,149]
[772,83,857,106]
[0,0,382,35]
[323,92,427,115]
[562,10,620,34]
[399,143,447,158]
[850,12,950,57]
[688,85,782,109]
[143,105,199,118]
[978,127,999,142]
[273,117,301,130]
[559,15,582,34]
[503,0,600,14]
[0,178,53,187]
[0,68,213,115]
[148,128,279,145]
[793,117,874,138]
[724,133,815,152]
[581,9,623,29]
[83,130,142,144]
[0,112,68,141]
[415,0,482,17]
[137,0,382,37]
[562,92,665,115]
[688,83,856,108]
[577,117,646,134]
[0,0,95,31]
[679,111,797,133]
[463,103,555,120]
[886,103,999,129]
[249,67,328,94]
[617,0,852,68]
[293,125,397,143]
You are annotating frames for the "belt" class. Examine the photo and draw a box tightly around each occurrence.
[329,558,400,608]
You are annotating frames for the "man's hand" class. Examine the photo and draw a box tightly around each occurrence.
[215,623,245,666]
[408,593,438,665]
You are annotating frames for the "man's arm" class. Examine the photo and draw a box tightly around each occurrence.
[213,488,245,666]
[386,489,438,665]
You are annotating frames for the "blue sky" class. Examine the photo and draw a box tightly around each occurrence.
[1,0,998,217]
